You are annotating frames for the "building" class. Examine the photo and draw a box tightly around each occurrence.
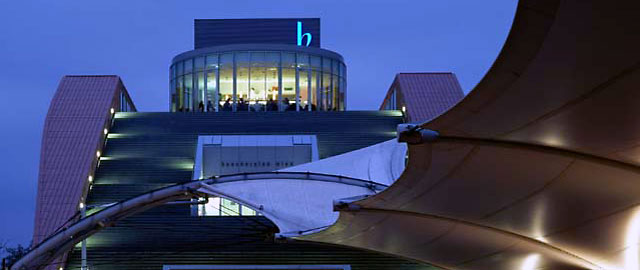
[170,19,345,112]
[380,73,464,123]
[20,1,640,269]
[26,19,464,270]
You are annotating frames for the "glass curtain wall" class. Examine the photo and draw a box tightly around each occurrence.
[170,51,345,112]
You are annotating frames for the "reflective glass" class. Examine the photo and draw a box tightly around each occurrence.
[196,72,205,111]
[236,66,249,111]
[249,67,266,111]
[206,54,218,69]
[176,61,184,76]
[322,72,331,110]
[184,59,193,74]
[332,74,339,111]
[195,56,205,71]
[206,70,217,112]
[184,74,193,111]
[177,76,184,110]
[220,198,240,216]
[236,52,250,66]
[266,67,279,111]
[265,52,279,66]
[282,53,296,69]
[251,52,265,67]
[297,53,309,69]
[322,57,331,72]
[311,70,318,110]
[219,66,233,111]
[282,68,296,111]
[170,79,176,111]
[299,69,310,110]
[242,205,256,216]
[220,53,233,68]
[340,77,346,110]
[310,56,321,70]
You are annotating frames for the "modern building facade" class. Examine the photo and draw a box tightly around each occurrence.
[21,1,640,270]
[170,19,346,112]
[25,18,465,270]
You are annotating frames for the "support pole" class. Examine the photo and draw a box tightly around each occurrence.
[81,205,87,270]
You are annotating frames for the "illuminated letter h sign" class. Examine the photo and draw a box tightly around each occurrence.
[297,21,312,47]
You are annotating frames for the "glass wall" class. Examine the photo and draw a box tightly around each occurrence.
[170,50,345,112]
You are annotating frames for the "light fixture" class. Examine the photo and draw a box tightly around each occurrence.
[96,151,101,158]
[401,106,406,113]
[88,176,93,183]
[521,254,540,270]
[79,202,85,209]
[59,267,63,270]
[103,128,108,135]
[110,108,115,114]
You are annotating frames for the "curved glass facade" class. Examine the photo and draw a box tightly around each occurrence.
[170,50,346,112]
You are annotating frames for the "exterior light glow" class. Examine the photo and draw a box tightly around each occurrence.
[624,208,640,270]
[88,176,93,183]
[110,108,115,114]
[59,267,63,270]
[96,151,101,158]
[401,106,406,113]
[103,128,108,135]
[521,254,540,270]
[79,202,85,209]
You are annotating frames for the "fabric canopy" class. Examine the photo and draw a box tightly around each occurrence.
[301,0,640,269]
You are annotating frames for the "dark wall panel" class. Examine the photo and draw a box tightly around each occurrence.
[195,18,321,48]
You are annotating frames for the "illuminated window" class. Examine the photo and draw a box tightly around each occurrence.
[198,197,258,217]
[219,53,233,111]
[282,68,296,111]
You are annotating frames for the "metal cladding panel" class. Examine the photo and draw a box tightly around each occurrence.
[33,75,132,268]
[384,73,465,123]
[194,18,321,49]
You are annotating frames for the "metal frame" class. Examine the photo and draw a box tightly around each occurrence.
[11,172,385,270]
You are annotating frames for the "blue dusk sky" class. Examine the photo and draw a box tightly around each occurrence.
[0,0,516,246]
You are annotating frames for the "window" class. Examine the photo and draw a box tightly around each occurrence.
[184,59,193,74]
[177,76,184,110]
[196,72,205,111]
[171,52,345,113]
[282,53,296,69]
[236,65,249,111]
[219,54,233,110]
[184,74,193,111]
[198,197,258,217]
[310,70,318,110]
[206,70,217,112]
[195,56,205,71]
[299,69,310,110]
[282,68,296,110]
[249,66,266,111]
[206,54,218,70]
[321,71,330,111]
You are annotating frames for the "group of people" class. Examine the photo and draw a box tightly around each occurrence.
[178,98,320,112]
